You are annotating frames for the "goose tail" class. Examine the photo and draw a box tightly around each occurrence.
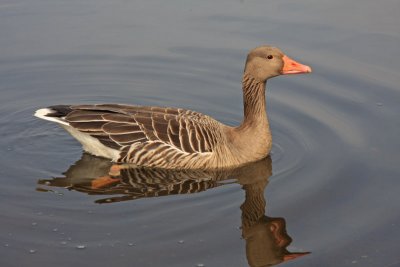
[34,105,72,126]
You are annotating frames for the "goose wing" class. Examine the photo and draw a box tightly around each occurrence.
[62,104,220,154]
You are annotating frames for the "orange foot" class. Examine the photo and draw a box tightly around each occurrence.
[109,164,123,177]
[109,164,134,176]
[91,176,120,189]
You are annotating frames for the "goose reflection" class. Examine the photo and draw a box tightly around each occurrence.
[38,154,309,266]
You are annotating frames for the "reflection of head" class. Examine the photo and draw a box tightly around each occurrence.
[239,158,309,266]
[242,216,309,267]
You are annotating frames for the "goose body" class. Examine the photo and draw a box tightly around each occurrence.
[35,46,311,169]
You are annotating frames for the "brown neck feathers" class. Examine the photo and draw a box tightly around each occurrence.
[241,74,267,127]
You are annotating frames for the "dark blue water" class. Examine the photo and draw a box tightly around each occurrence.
[1,0,399,266]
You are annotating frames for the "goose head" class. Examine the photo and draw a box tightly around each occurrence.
[244,46,312,82]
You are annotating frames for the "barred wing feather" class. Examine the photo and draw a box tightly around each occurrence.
[64,104,219,156]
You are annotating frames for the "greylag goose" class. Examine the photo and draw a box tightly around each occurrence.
[35,46,311,170]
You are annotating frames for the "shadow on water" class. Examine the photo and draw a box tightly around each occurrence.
[38,154,309,266]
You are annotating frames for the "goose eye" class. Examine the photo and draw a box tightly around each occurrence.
[267,55,273,59]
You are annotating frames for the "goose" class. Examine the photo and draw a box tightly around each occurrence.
[35,46,311,170]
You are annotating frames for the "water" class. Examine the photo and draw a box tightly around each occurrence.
[1,0,399,266]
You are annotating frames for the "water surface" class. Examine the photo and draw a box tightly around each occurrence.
[1,0,400,266]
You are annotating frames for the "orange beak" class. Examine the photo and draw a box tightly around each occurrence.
[281,55,312,74]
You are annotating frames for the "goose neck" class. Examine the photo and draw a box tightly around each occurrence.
[240,74,268,128]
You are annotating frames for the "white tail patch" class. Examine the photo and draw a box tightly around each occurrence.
[34,108,70,126]
[61,125,120,161]
[35,108,120,160]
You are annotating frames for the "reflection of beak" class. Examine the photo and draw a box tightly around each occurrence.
[283,251,311,262]
[281,55,312,74]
